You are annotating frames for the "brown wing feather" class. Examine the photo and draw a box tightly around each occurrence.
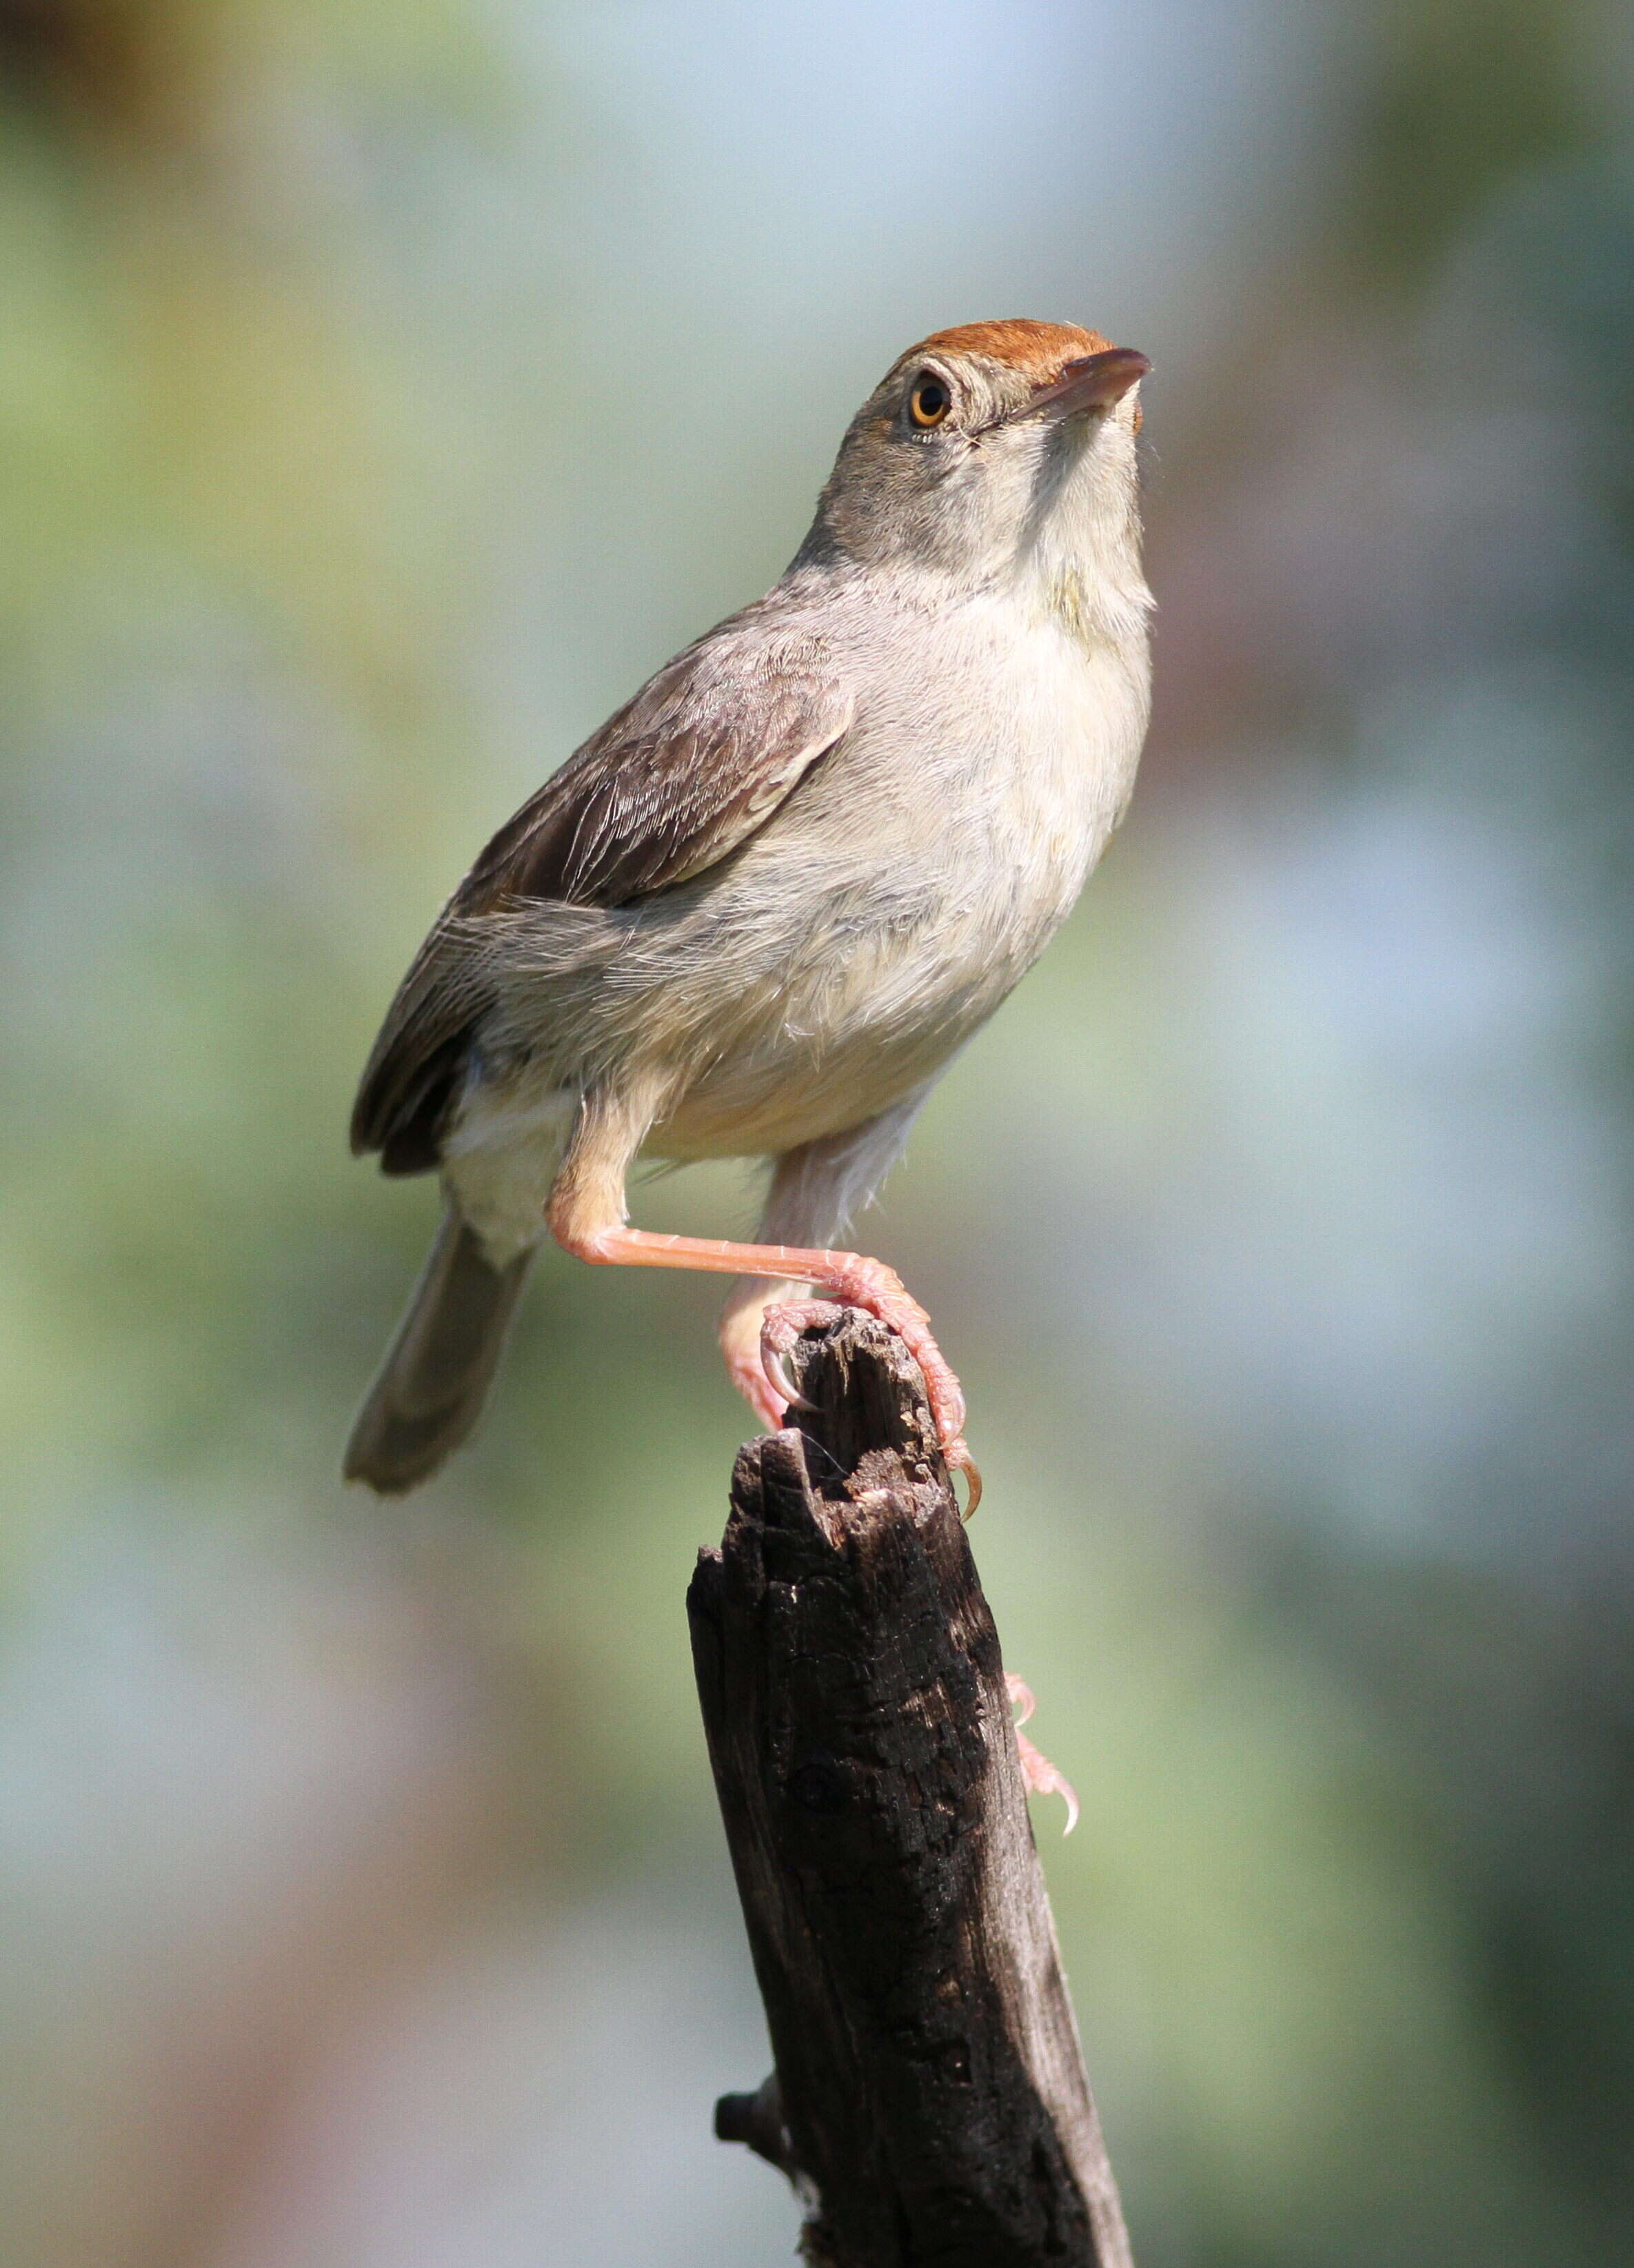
[350,622,851,1172]
[455,641,849,911]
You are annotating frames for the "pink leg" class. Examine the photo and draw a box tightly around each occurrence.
[553,1215,978,1504]
[1007,1674,1078,1835]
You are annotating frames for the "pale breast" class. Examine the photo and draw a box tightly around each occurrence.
[645,591,1149,1160]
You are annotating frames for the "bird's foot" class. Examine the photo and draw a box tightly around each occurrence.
[724,1333,801,1432]
[760,1267,980,1514]
[751,1299,838,1423]
[1007,1674,1078,1835]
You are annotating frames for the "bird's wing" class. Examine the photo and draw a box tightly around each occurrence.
[351,622,854,1172]
[455,632,854,913]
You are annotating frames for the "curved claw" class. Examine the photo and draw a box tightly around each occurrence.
[1009,1675,1077,1834]
[760,1299,847,1419]
[947,1442,982,1519]
[1015,1730,1080,1836]
[760,1339,814,1416]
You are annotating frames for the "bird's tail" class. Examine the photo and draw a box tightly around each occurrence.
[345,1206,534,1494]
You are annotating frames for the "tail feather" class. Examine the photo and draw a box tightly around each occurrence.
[345,1208,533,1494]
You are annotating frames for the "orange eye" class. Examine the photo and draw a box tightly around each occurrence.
[908,372,952,429]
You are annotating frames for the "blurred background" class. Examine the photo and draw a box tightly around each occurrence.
[2,1,1631,2261]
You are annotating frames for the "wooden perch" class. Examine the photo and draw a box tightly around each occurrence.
[688,1309,1132,2268]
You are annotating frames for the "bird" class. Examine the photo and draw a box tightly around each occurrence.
[345,318,1153,1508]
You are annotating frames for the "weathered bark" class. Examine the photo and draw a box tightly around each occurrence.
[689,1309,1131,2267]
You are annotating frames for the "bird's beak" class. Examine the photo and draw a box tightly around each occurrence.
[1013,347,1151,423]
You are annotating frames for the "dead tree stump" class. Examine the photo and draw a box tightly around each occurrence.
[687,1308,1132,2267]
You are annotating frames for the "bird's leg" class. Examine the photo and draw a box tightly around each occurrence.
[546,1095,976,1495]
[564,1223,976,1499]
[714,1107,983,1503]
[718,1111,928,1430]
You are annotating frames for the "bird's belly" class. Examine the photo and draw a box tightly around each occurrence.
[644,822,1092,1161]
[645,1016,948,1161]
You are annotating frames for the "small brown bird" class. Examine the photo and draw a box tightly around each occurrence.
[346,319,1152,1506]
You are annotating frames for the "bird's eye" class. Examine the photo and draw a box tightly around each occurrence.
[907,372,952,429]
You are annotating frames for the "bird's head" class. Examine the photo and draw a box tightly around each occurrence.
[805,319,1151,635]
